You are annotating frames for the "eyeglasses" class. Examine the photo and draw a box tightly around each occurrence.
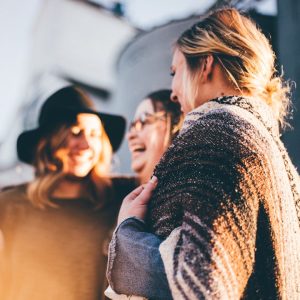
[129,112,166,132]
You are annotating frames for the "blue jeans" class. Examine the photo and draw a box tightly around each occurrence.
[107,217,172,300]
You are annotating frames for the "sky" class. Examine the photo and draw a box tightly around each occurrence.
[0,0,276,143]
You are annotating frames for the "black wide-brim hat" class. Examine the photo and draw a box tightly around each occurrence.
[17,86,126,164]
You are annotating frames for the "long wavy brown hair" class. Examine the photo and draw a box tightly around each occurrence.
[27,122,113,209]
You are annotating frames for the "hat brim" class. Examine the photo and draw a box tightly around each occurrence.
[17,109,126,164]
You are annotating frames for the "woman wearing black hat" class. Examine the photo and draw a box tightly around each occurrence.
[0,86,134,300]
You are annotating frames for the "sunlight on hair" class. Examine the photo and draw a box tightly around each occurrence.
[176,8,291,129]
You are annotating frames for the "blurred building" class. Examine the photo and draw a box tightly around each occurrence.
[0,0,137,188]
[112,9,280,173]
[112,16,201,172]
[1,0,299,188]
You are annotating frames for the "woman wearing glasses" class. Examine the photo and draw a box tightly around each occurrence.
[105,90,182,300]
[127,90,183,184]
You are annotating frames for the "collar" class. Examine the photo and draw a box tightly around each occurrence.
[180,95,280,138]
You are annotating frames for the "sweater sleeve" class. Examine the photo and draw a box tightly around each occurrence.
[159,191,258,300]
[156,113,264,299]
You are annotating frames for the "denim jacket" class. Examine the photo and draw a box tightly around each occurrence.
[107,217,172,300]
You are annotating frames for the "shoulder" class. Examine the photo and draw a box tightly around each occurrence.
[155,105,270,183]
[0,184,28,203]
[0,184,29,222]
[183,97,277,151]
[188,106,254,137]
[178,106,268,158]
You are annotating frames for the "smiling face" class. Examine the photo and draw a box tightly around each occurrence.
[127,99,168,183]
[54,113,103,178]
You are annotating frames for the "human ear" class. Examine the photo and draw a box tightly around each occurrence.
[202,54,214,82]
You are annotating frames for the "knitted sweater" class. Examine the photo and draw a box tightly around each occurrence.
[0,177,136,300]
[149,96,300,299]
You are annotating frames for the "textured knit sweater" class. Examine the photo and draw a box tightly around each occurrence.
[148,96,300,300]
[0,177,136,300]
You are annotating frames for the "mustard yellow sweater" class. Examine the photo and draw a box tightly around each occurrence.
[0,178,135,300]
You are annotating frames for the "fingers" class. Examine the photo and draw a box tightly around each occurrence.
[118,176,158,224]
[124,185,144,202]
[136,176,158,205]
[123,176,158,205]
[144,176,158,192]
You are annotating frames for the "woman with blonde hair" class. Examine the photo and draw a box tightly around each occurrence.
[107,8,300,300]
[0,86,133,300]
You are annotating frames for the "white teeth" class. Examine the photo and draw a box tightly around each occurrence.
[70,153,93,161]
[131,144,146,152]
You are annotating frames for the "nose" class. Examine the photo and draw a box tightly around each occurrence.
[77,134,90,150]
[127,127,138,141]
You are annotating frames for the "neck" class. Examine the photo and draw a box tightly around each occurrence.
[51,176,89,199]
[195,63,246,108]
[139,173,149,185]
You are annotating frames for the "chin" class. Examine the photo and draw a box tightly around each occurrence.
[131,156,144,171]
[67,162,95,177]
[74,173,89,178]
[67,168,92,178]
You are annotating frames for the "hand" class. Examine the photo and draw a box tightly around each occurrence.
[117,176,158,225]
